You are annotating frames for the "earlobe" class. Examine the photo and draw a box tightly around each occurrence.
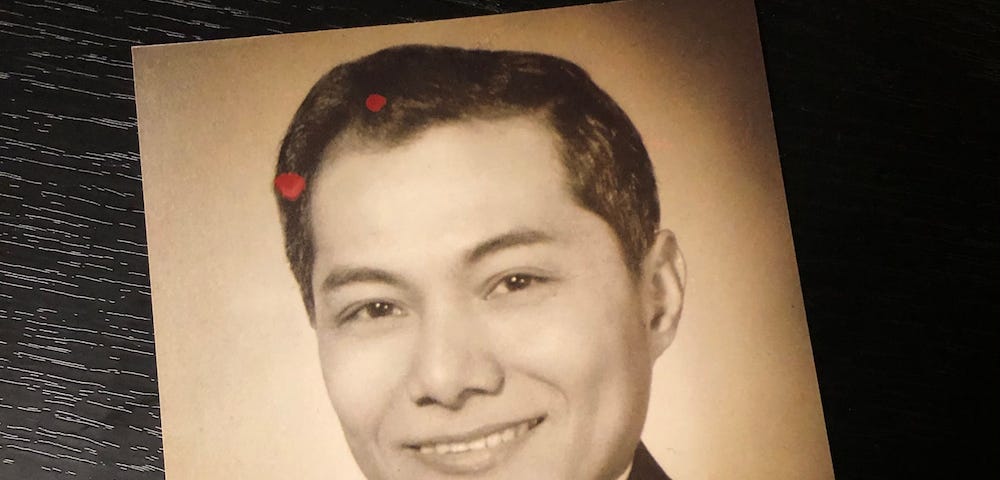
[642,229,686,359]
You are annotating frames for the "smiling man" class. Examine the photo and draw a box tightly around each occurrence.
[273,45,685,480]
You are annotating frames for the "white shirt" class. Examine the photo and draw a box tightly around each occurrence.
[616,462,634,480]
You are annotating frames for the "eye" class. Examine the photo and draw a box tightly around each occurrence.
[487,273,547,299]
[341,300,406,324]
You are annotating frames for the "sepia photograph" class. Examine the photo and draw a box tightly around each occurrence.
[132,1,833,478]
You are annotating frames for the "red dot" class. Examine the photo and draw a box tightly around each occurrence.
[274,172,306,200]
[366,93,387,112]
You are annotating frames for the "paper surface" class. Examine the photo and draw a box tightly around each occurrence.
[133,1,833,478]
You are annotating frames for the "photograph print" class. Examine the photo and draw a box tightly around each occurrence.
[133,1,833,479]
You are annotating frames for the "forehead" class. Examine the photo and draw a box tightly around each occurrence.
[308,116,588,258]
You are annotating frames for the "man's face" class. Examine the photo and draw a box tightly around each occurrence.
[308,116,663,480]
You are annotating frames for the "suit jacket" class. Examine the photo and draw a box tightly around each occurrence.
[627,441,671,480]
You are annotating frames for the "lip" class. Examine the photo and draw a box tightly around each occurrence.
[402,415,546,475]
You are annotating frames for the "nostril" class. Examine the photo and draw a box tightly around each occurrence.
[413,395,437,408]
[408,362,506,410]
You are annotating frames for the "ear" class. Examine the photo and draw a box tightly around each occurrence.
[640,229,686,360]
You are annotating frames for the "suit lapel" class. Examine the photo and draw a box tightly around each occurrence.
[627,441,671,480]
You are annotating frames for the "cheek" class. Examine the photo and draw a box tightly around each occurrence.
[493,279,652,476]
[316,330,413,440]
[497,277,650,399]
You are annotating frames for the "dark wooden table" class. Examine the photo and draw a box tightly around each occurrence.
[2,1,997,478]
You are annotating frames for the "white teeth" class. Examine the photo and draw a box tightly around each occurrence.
[414,418,540,455]
[468,438,487,450]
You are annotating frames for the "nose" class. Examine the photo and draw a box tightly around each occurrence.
[405,304,505,409]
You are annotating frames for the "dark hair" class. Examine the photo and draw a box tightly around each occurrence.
[275,44,659,318]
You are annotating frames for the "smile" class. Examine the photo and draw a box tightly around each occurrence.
[407,416,545,455]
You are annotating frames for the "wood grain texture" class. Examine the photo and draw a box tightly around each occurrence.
[758,2,998,478]
[1,0,997,479]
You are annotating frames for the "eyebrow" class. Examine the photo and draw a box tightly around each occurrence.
[464,229,554,265]
[319,267,410,294]
[318,229,554,294]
